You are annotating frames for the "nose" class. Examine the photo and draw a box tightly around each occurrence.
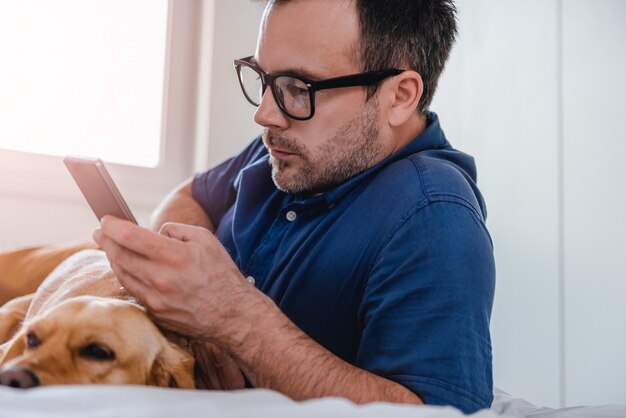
[253,85,290,130]
[0,367,41,388]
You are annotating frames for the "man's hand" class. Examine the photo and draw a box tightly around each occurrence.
[93,216,258,345]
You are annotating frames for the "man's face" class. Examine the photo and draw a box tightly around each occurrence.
[254,0,389,194]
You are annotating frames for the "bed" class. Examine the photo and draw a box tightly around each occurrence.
[1,246,625,417]
[0,385,624,418]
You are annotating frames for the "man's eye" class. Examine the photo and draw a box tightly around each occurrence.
[26,332,40,348]
[287,84,308,97]
[79,343,116,361]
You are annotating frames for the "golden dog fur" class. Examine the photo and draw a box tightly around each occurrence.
[0,241,98,306]
[0,247,195,388]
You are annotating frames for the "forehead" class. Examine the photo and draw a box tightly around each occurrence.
[256,0,360,76]
[39,299,153,339]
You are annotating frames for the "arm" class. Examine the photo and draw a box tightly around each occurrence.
[93,218,422,404]
[227,290,422,404]
[150,180,214,232]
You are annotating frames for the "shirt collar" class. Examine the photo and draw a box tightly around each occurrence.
[292,111,449,208]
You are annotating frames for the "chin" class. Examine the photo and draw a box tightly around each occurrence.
[272,174,333,196]
[271,174,298,194]
[271,165,298,193]
[270,162,338,195]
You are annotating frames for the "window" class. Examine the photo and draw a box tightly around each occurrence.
[0,1,203,208]
[0,0,169,167]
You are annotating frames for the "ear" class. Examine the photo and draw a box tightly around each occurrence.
[386,70,424,127]
[148,342,195,389]
[0,330,26,367]
[0,294,33,345]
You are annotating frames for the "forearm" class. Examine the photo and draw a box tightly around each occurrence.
[221,290,423,405]
[150,180,214,232]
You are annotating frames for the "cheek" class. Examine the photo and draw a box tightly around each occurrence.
[314,89,365,120]
[102,359,151,385]
[61,362,136,385]
[27,356,83,384]
[103,368,139,384]
[289,124,333,161]
[294,93,366,147]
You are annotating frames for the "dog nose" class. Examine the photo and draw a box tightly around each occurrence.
[0,367,41,388]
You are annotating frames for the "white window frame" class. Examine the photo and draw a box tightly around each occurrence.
[0,0,204,210]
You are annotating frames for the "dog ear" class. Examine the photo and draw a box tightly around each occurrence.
[0,330,26,367]
[148,342,195,389]
[0,294,33,345]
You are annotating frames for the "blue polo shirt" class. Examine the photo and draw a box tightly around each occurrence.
[191,112,495,413]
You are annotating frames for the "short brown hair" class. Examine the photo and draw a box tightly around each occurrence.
[255,0,458,113]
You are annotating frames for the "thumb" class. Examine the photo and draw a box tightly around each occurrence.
[158,222,208,243]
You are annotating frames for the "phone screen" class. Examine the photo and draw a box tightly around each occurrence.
[64,156,137,224]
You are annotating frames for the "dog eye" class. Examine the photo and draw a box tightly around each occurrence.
[79,343,116,361]
[26,332,41,348]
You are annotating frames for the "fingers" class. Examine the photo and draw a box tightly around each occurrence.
[95,217,215,266]
[109,261,153,303]
[159,222,234,269]
[94,217,209,311]
[95,228,150,284]
[96,216,172,260]
[94,227,171,304]
[95,217,199,276]
[159,222,209,243]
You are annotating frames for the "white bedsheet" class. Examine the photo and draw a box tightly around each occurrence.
[0,385,624,418]
[491,388,626,418]
[0,385,501,418]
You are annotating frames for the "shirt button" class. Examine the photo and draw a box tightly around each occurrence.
[246,276,255,285]
[286,210,297,222]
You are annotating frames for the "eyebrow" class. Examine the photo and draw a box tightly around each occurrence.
[250,56,325,81]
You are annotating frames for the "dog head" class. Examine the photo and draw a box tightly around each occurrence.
[0,296,194,389]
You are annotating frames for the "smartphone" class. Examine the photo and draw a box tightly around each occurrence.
[63,156,137,224]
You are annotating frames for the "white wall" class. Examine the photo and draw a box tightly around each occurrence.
[201,1,264,168]
[561,0,626,406]
[193,1,263,171]
[433,0,626,408]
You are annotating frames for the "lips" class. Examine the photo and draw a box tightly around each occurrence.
[268,146,298,159]
[263,130,301,159]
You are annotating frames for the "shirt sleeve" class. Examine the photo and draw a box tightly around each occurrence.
[356,200,495,414]
[191,136,267,228]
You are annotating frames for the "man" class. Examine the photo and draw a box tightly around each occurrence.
[94,0,495,413]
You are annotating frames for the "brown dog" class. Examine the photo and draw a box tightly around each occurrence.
[0,249,195,389]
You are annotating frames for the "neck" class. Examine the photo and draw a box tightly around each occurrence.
[389,112,428,154]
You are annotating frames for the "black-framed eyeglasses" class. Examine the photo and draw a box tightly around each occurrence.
[234,56,404,121]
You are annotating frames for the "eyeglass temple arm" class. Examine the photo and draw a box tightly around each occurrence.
[311,69,404,91]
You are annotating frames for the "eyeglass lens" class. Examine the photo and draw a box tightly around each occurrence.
[238,65,312,119]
